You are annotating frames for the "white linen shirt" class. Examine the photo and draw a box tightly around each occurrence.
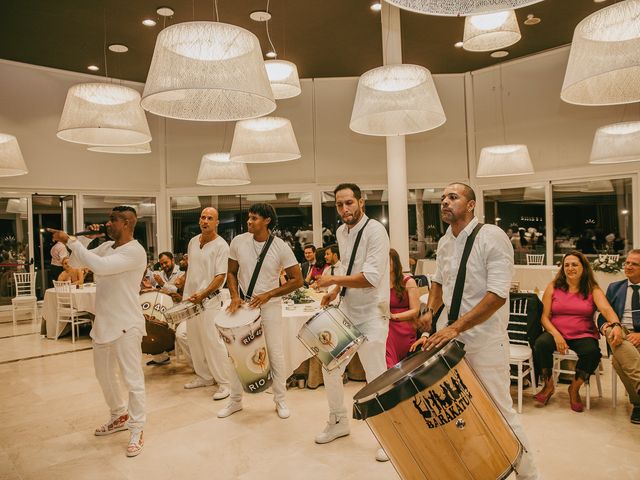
[229,233,298,305]
[68,238,147,344]
[322,260,346,277]
[433,217,513,353]
[158,264,184,293]
[336,215,390,325]
[183,235,229,299]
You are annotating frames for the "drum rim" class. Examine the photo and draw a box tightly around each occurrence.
[214,303,261,328]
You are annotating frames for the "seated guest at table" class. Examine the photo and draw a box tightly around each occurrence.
[597,249,640,424]
[306,248,328,287]
[534,251,619,412]
[322,244,345,277]
[301,244,316,286]
[152,252,184,295]
[58,257,85,285]
[386,248,419,368]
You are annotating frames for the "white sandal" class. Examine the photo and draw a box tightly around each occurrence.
[94,413,128,436]
[126,431,144,457]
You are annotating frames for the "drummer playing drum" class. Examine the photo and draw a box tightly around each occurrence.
[410,183,541,480]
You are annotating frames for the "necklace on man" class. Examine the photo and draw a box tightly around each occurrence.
[253,238,264,259]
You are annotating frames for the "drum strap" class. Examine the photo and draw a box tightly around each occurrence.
[340,218,371,298]
[448,222,484,325]
[243,235,275,300]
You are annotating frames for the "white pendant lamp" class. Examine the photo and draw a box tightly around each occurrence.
[350,64,446,136]
[580,180,614,193]
[6,198,27,215]
[230,117,301,163]
[141,21,276,121]
[561,0,640,106]
[197,152,251,186]
[88,143,152,154]
[172,196,202,211]
[265,60,301,99]
[589,121,640,164]
[384,1,543,16]
[0,134,28,177]
[477,144,534,177]
[57,83,151,146]
[463,10,521,52]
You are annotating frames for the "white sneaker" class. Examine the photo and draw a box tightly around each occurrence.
[375,448,389,462]
[212,386,230,401]
[275,401,290,419]
[184,377,214,389]
[217,401,243,418]
[314,414,350,444]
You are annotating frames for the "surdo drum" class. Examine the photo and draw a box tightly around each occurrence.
[353,340,522,480]
[215,302,272,394]
[298,306,366,371]
[140,291,175,355]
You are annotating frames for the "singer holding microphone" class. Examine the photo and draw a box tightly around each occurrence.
[47,205,148,457]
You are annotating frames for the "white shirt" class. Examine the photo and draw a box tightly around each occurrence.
[433,217,513,353]
[68,238,147,344]
[156,264,184,294]
[229,233,298,304]
[622,281,640,330]
[183,235,229,299]
[50,242,68,267]
[336,215,390,325]
[322,259,346,277]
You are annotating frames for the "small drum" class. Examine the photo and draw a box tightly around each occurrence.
[163,301,204,326]
[140,291,175,355]
[353,340,522,480]
[298,306,365,371]
[215,303,272,394]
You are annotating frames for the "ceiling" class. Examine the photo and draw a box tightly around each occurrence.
[0,0,612,83]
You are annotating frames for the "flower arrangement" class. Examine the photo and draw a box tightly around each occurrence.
[284,288,315,304]
[591,255,623,274]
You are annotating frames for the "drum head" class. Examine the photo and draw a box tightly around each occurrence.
[140,291,174,322]
[215,301,260,329]
[353,340,465,420]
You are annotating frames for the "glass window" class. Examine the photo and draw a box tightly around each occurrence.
[0,196,30,305]
[483,186,547,265]
[170,194,312,262]
[406,188,445,260]
[552,178,633,264]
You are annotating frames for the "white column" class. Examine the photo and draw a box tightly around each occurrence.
[312,189,323,248]
[157,117,170,253]
[381,2,410,271]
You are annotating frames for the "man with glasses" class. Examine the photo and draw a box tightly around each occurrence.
[598,249,640,424]
[47,206,148,457]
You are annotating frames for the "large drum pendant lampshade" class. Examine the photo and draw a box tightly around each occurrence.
[477,144,534,177]
[141,21,276,121]
[230,117,301,163]
[561,0,640,106]
[463,10,521,52]
[265,60,302,99]
[589,121,640,164]
[88,143,152,154]
[384,1,544,16]
[0,134,28,177]
[57,83,151,146]
[197,152,251,186]
[350,64,446,136]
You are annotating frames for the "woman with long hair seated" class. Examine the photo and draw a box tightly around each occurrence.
[386,248,419,368]
[534,250,620,412]
[306,247,328,287]
[58,256,84,286]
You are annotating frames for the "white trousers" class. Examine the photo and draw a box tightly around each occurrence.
[465,339,541,480]
[322,318,389,418]
[175,320,193,368]
[229,302,286,403]
[93,328,145,432]
[186,301,229,386]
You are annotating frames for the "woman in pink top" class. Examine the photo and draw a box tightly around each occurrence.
[386,249,419,368]
[534,251,620,412]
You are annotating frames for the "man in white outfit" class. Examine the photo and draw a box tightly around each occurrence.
[48,205,148,457]
[313,183,390,463]
[412,183,541,480]
[182,207,231,401]
[217,203,303,419]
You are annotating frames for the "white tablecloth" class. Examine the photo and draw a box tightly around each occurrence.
[282,302,320,376]
[42,286,96,339]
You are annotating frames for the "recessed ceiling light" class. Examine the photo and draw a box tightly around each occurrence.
[491,50,509,58]
[87,65,99,71]
[370,2,382,11]
[454,41,464,48]
[156,7,174,17]
[524,14,541,25]
[250,10,272,22]
[265,50,277,59]
[142,18,157,27]
[108,44,128,53]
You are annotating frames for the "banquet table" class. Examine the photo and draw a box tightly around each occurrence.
[282,302,320,376]
[41,286,96,339]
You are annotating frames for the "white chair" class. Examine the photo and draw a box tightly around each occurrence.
[507,298,536,413]
[11,272,38,326]
[551,350,603,410]
[53,280,92,343]
[526,254,545,266]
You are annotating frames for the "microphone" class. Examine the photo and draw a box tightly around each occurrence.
[74,225,107,236]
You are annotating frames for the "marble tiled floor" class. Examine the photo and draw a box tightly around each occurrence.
[1,330,639,480]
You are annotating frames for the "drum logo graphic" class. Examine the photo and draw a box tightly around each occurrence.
[242,327,263,346]
[412,369,472,429]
